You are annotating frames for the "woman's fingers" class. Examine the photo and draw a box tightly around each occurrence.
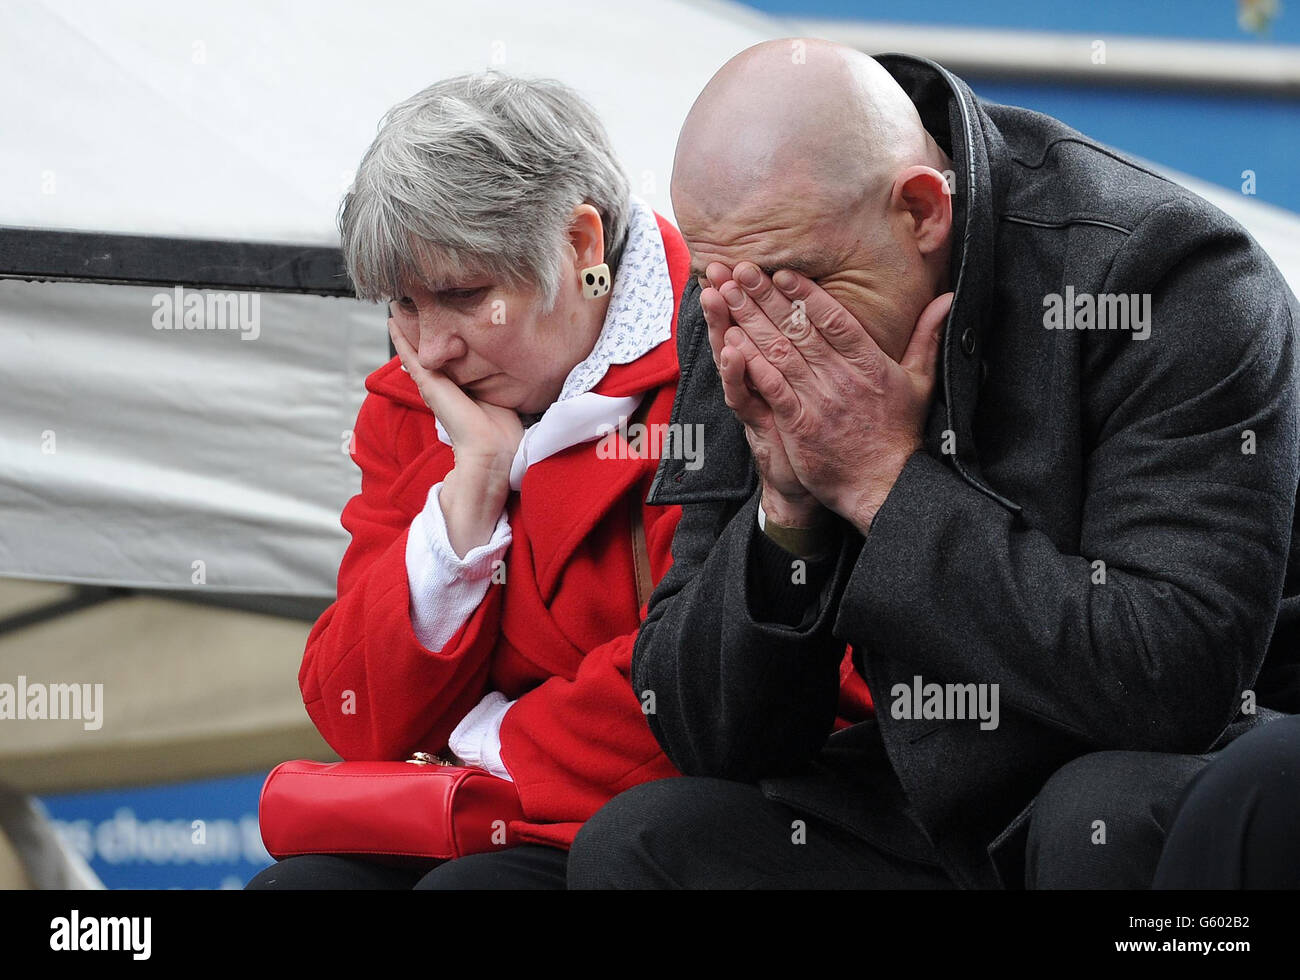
[387,318,524,466]
[388,318,477,437]
[388,302,420,349]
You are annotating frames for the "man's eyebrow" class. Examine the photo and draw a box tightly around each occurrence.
[758,258,820,279]
[688,252,834,282]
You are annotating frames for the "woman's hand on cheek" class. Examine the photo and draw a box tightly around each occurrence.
[389,318,523,465]
[390,318,523,555]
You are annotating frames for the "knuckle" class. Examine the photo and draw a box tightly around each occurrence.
[754,372,783,401]
[847,352,885,391]
[863,359,888,392]
[814,388,839,418]
[817,312,849,340]
[750,279,776,306]
[765,336,795,363]
[781,315,810,341]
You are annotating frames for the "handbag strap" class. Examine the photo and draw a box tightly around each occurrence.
[626,395,655,610]
[630,494,652,610]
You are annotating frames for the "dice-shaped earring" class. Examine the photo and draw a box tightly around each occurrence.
[580,263,611,299]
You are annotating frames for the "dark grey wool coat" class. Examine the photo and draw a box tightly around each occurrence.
[634,53,1300,888]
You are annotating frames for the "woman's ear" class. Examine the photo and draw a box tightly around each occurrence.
[568,203,606,271]
[890,166,953,258]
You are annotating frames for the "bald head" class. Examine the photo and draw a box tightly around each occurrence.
[671,38,956,365]
[673,38,945,217]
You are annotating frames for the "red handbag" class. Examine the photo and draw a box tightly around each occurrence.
[258,753,526,866]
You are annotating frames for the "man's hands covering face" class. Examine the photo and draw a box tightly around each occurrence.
[701,261,953,534]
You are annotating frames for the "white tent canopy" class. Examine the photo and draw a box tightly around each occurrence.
[1,0,781,242]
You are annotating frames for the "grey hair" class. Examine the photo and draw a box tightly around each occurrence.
[340,71,630,313]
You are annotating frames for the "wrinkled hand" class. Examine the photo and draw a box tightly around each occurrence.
[716,263,952,532]
[389,317,523,556]
[388,317,523,473]
[700,263,824,528]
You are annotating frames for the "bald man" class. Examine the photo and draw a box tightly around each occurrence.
[568,40,1299,888]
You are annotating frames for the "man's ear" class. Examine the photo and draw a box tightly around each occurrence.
[568,203,606,270]
[890,166,953,258]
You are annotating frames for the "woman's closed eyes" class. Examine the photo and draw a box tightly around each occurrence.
[392,282,491,318]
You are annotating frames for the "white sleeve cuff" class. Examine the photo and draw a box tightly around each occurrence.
[405,480,511,652]
[448,691,515,781]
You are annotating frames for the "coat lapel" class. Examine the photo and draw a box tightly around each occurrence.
[917,57,1021,515]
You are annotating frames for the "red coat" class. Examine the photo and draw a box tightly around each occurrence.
[299,212,873,850]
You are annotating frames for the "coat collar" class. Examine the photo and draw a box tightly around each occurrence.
[649,55,1021,515]
[877,53,1020,514]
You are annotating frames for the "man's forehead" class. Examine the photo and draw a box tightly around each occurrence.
[675,173,850,282]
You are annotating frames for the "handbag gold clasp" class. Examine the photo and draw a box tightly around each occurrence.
[406,751,455,766]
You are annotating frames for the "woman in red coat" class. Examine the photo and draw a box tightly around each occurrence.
[248,71,687,889]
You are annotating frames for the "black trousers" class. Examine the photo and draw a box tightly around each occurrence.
[1152,713,1300,889]
[1023,716,1300,888]
[245,844,568,889]
[1022,748,1214,888]
[567,776,955,888]
[568,754,1232,889]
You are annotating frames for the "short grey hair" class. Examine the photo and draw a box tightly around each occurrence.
[340,72,630,313]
